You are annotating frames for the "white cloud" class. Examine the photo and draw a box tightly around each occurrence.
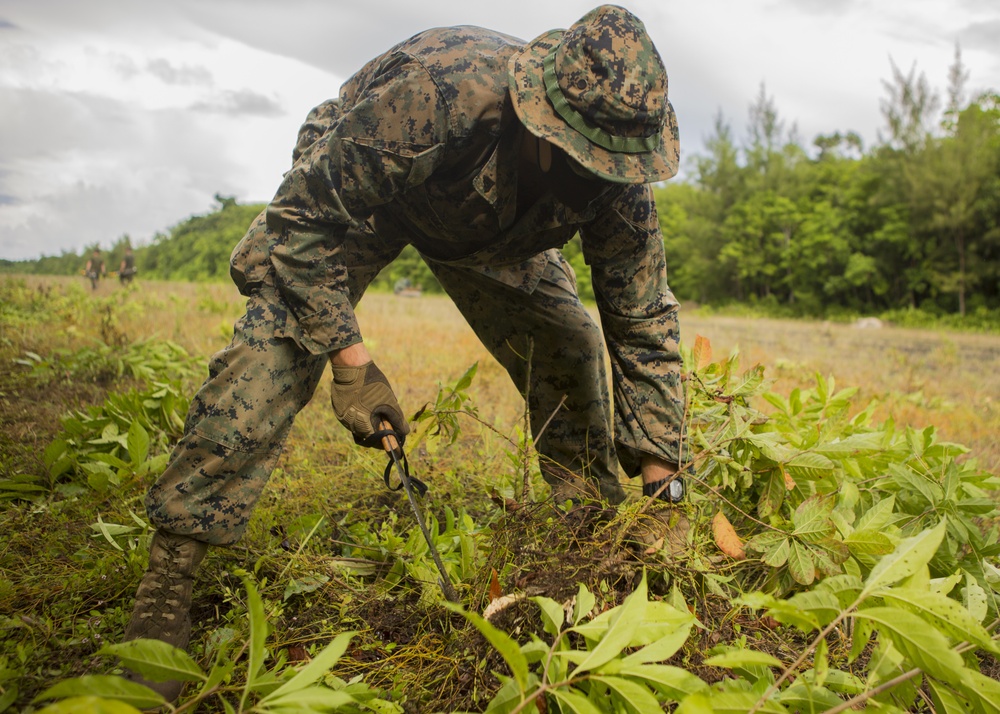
[0,0,997,260]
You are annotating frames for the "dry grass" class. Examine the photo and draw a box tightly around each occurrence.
[683,313,1000,473]
[8,274,998,475]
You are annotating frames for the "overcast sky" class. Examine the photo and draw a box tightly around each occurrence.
[1,0,998,261]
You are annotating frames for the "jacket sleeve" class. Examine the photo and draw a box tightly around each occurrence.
[581,184,685,477]
[264,53,449,354]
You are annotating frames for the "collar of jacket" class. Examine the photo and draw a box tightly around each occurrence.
[472,120,598,231]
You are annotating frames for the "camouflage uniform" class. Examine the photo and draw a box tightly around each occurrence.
[147,7,684,546]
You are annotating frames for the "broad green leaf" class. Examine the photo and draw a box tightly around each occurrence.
[592,675,660,713]
[813,638,829,687]
[731,364,764,397]
[854,496,896,533]
[961,573,988,624]
[837,481,860,512]
[91,516,128,551]
[982,558,1000,587]
[930,570,963,596]
[619,613,693,666]
[810,539,850,577]
[788,541,816,586]
[33,676,163,710]
[746,531,787,554]
[680,688,788,714]
[800,668,866,695]
[482,675,522,714]
[98,640,205,683]
[734,591,779,610]
[926,679,975,714]
[815,574,863,609]
[126,421,149,465]
[454,361,478,391]
[762,538,790,568]
[813,433,884,458]
[746,433,796,463]
[747,596,820,633]
[848,619,873,663]
[785,590,842,627]
[877,586,998,653]
[262,631,356,701]
[862,520,947,596]
[549,687,604,714]
[261,686,355,711]
[565,574,646,674]
[785,452,836,480]
[627,601,695,646]
[34,696,144,714]
[703,649,782,669]
[241,575,269,682]
[573,583,595,625]
[777,683,845,712]
[792,496,835,542]
[959,669,1000,713]
[445,603,529,694]
[853,607,967,683]
[757,471,785,519]
[844,529,894,556]
[617,664,707,701]
[530,596,565,638]
[675,691,713,714]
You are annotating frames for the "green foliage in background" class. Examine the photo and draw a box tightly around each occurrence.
[660,84,1000,321]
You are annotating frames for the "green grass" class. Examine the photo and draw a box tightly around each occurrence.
[1,274,999,713]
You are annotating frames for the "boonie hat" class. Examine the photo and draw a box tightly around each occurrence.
[508,4,679,184]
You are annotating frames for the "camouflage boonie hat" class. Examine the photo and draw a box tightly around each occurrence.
[508,4,679,184]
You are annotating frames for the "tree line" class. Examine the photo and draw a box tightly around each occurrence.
[656,51,999,323]
[4,52,998,326]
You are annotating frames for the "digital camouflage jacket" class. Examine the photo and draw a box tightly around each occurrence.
[230,24,685,470]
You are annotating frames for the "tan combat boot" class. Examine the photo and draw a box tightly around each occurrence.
[123,530,209,703]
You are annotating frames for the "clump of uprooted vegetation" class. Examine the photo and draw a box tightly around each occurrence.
[1,276,999,713]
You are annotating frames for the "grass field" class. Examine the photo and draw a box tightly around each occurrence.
[1,274,998,713]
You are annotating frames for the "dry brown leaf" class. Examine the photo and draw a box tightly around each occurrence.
[783,469,797,491]
[712,511,746,560]
[489,568,502,602]
[693,334,713,370]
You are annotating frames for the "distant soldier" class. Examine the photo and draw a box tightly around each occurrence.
[119,246,137,286]
[84,248,104,290]
[124,5,688,702]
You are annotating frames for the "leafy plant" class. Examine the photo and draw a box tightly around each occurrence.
[13,338,200,385]
[337,505,484,603]
[31,573,398,713]
[0,379,189,501]
[458,522,1000,713]
[684,336,1000,610]
[451,572,704,714]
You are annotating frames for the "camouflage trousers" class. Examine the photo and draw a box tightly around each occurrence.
[147,236,625,546]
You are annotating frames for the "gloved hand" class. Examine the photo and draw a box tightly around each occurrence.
[330,361,409,449]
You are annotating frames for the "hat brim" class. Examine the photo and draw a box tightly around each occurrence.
[508,30,679,185]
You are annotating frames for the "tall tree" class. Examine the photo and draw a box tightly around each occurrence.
[909,96,1000,314]
[879,59,941,152]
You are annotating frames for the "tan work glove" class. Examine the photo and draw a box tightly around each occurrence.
[330,361,409,448]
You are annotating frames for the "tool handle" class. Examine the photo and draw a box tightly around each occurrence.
[380,420,400,454]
